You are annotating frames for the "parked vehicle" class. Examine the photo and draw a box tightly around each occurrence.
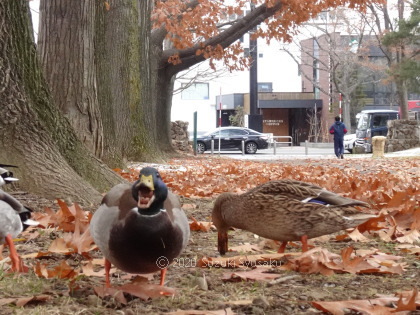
[196,127,269,154]
[344,133,356,153]
[355,110,399,153]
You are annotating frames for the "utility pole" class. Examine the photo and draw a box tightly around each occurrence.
[248,1,263,132]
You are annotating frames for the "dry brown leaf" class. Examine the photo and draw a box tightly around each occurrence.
[312,288,420,314]
[34,260,78,279]
[0,295,51,307]
[48,238,73,254]
[222,266,282,282]
[281,248,338,276]
[167,308,235,315]
[0,298,16,307]
[81,261,107,277]
[15,295,51,307]
[281,247,405,276]
[94,286,127,305]
[189,217,213,232]
[396,229,420,244]
[94,278,175,303]
[312,299,396,315]
[394,288,419,312]
[258,239,281,251]
[395,244,420,255]
[336,228,371,242]
[63,222,95,254]
[229,243,263,253]
[119,282,176,300]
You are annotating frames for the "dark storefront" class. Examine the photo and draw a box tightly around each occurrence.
[216,93,323,145]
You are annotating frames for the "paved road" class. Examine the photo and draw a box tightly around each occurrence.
[202,146,420,160]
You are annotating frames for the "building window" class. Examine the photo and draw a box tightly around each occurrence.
[181,83,209,100]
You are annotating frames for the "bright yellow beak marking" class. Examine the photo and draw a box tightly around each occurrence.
[140,174,155,190]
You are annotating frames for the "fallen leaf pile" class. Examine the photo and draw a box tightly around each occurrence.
[312,288,419,314]
[1,156,418,312]
[153,157,419,244]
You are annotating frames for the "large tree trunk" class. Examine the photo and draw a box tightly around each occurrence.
[0,0,123,205]
[95,0,162,166]
[38,0,103,158]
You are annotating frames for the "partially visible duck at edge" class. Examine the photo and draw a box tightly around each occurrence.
[212,179,375,255]
[0,166,38,272]
[90,166,190,287]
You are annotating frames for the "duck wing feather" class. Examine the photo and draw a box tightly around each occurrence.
[246,179,368,207]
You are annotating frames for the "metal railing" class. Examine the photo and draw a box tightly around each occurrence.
[272,136,293,147]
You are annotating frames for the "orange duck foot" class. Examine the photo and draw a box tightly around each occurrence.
[5,234,28,273]
[159,268,167,286]
[277,235,309,253]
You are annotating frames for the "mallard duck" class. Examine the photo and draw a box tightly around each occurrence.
[0,168,38,272]
[90,166,190,287]
[212,179,375,255]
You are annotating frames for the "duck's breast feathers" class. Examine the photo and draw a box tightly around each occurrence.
[108,209,188,273]
[247,179,369,207]
[0,200,23,241]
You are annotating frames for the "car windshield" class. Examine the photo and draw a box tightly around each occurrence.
[357,113,369,130]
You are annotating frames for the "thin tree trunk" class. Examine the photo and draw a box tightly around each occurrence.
[343,97,351,131]
[397,80,409,119]
[155,70,177,153]
[0,0,123,205]
[38,0,103,158]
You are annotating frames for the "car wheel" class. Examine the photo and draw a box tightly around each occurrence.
[348,148,353,154]
[196,142,206,154]
[245,141,258,154]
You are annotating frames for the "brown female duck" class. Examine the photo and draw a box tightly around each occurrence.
[212,179,375,254]
[90,167,190,287]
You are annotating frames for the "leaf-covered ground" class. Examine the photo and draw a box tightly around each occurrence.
[0,156,419,314]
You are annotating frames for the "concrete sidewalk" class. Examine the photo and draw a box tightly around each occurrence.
[208,146,420,160]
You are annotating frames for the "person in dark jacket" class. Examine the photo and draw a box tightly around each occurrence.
[329,116,348,159]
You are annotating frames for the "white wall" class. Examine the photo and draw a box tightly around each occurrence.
[171,39,301,133]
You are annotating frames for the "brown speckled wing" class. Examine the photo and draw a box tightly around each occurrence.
[100,183,137,220]
[245,179,324,200]
[245,179,368,207]
[163,191,181,222]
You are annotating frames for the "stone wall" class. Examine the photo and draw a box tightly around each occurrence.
[386,119,420,152]
[171,121,192,152]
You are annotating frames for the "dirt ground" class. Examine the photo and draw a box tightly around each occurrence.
[1,157,419,314]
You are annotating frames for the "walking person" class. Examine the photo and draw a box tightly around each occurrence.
[329,116,348,159]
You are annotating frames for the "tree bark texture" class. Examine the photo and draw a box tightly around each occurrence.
[0,0,123,205]
[38,0,103,158]
[94,0,162,166]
